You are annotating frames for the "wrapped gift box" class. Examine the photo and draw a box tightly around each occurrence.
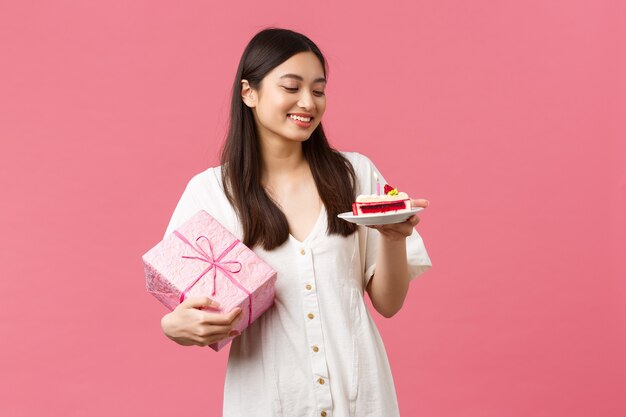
[142,210,277,351]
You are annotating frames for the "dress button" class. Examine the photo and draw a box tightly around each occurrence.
[318,377,325,385]
[312,345,319,352]
[307,313,315,320]
[300,248,306,255]
[305,284,312,290]
[321,412,327,417]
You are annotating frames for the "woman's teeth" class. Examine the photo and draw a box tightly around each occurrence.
[289,114,312,122]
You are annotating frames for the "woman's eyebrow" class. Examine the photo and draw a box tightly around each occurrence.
[279,74,327,84]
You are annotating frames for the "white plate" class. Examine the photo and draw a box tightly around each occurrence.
[337,207,423,226]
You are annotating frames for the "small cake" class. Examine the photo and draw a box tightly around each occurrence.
[352,184,411,215]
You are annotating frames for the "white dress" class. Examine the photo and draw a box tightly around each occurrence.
[164,152,432,417]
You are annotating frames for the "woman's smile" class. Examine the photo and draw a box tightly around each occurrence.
[288,113,313,128]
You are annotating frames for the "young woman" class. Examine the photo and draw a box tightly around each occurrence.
[160,28,431,417]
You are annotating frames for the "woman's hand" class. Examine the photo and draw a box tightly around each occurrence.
[367,198,429,241]
[160,297,243,347]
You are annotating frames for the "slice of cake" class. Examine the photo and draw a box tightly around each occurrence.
[352,184,411,215]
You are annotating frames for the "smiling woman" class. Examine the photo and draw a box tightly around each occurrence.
[242,53,328,152]
[158,28,432,417]
[223,32,357,251]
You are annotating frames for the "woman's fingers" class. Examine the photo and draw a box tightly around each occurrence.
[181,296,221,310]
[199,331,232,346]
[408,214,420,226]
[197,323,234,337]
[197,327,241,346]
[200,307,242,325]
[367,215,419,236]
[188,307,244,346]
[411,198,429,208]
[163,299,245,347]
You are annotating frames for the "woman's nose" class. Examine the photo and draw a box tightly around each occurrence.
[297,90,314,110]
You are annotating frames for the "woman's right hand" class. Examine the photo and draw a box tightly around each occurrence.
[160,297,243,347]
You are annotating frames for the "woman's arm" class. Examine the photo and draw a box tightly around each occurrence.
[366,198,429,318]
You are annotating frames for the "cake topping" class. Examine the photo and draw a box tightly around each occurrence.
[384,184,400,196]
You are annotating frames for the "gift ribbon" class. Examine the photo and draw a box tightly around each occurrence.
[173,231,252,326]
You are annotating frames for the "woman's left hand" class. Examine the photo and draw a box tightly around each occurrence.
[366,198,429,242]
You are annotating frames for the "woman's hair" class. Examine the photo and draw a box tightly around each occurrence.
[220,28,358,250]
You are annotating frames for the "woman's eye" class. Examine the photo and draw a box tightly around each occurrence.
[282,86,325,96]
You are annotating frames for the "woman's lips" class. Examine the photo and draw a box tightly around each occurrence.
[288,114,313,128]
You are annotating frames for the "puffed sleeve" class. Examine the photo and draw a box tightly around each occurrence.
[349,152,432,288]
[163,175,205,238]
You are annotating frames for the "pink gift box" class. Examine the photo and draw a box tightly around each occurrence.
[142,210,277,351]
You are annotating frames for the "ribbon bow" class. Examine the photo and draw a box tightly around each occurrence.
[173,231,252,326]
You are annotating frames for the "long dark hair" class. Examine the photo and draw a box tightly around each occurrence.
[221,28,357,250]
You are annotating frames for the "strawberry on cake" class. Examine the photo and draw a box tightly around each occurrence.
[352,184,412,215]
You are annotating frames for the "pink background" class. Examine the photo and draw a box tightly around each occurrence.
[1,1,625,416]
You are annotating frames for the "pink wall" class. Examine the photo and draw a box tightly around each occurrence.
[1,1,624,416]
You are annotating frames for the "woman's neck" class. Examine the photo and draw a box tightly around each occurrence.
[259,137,308,183]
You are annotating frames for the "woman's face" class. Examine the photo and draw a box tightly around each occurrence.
[244,51,327,144]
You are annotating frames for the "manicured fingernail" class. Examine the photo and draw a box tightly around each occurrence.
[229,330,240,337]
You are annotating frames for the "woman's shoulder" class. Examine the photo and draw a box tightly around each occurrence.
[179,165,231,212]
[184,165,224,194]
[165,164,239,237]
[338,151,376,174]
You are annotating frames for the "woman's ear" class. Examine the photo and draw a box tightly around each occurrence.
[241,80,256,108]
